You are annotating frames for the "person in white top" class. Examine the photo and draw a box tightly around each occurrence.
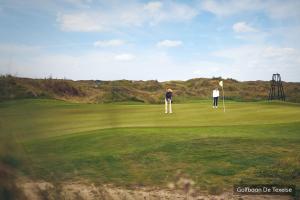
[165,88,173,113]
[212,88,219,108]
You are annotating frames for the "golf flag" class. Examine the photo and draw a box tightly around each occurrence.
[219,80,223,87]
[219,80,225,112]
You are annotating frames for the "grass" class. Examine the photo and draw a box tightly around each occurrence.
[0,99,300,193]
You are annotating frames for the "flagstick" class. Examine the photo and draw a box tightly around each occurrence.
[222,86,225,112]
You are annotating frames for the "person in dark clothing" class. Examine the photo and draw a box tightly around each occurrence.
[165,88,173,113]
[212,88,219,108]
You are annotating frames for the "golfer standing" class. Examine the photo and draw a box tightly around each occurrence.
[212,88,219,108]
[165,88,173,113]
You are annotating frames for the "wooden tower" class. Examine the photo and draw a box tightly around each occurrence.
[268,73,285,101]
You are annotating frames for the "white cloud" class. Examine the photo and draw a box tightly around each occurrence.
[190,45,300,82]
[212,45,300,80]
[233,22,258,33]
[4,0,300,30]
[192,61,222,77]
[0,44,41,55]
[264,0,300,19]
[57,1,198,32]
[157,40,182,48]
[94,39,125,47]
[234,32,269,43]
[57,13,106,32]
[268,46,297,59]
[146,1,198,24]
[0,49,186,81]
[64,0,93,8]
[232,22,269,43]
[201,0,260,17]
[201,0,300,19]
[1,43,300,81]
[144,1,162,13]
[213,45,298,60]
[114,53,135,61]
[271,26,300,48]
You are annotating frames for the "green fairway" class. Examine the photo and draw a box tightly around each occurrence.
[1,99,300,192]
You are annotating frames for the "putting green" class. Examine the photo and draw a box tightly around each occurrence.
[0,99,300,191]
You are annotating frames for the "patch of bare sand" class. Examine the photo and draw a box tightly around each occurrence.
[17,178,54,200]
[17,179,294,200]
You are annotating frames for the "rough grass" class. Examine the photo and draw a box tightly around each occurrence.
[0,99,300,193]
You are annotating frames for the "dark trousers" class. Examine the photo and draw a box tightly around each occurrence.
[213,97,218,107]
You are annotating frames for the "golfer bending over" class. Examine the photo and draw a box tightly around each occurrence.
[165,88,173,113]
[212,88,219,108]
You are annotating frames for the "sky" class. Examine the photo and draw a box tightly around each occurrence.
[0,0,300,82]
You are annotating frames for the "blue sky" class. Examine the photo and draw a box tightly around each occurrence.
[0,0,300,81]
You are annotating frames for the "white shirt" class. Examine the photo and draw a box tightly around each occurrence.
[213,89,219,97]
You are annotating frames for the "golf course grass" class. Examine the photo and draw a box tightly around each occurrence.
[0,99,300,193]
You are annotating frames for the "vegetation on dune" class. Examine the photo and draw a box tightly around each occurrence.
[1,75,300,103]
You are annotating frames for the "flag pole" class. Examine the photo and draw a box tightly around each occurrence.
[222,86,225,112]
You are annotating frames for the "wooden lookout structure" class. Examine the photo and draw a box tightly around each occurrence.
[268,73,285,101]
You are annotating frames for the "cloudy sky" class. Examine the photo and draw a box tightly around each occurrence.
[0,0,300,81]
